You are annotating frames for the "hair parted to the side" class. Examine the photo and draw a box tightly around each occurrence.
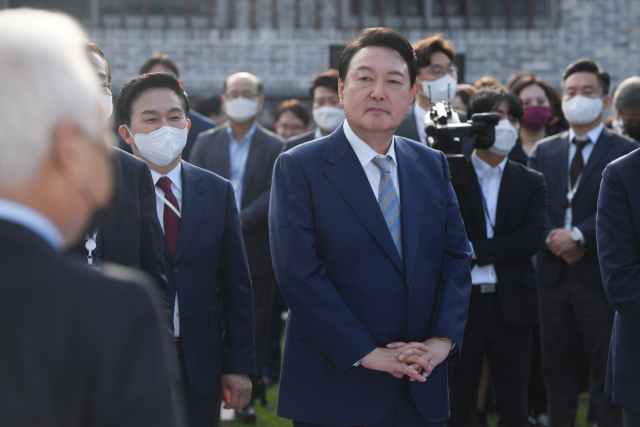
[467,87,524,122]
[117,72,190,127]
[276,99,311,126]
[562,58,611,96]
[413,34,456,71]
[85,40,112,89]
[0,9,101,186]
[339,27,417,88]
[309,69,340,99]
[613,77,640,113]
[139,54,180,77]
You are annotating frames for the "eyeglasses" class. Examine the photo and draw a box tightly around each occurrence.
[425,64,458,79]
[278,124,305,133]
[224,91,260,100]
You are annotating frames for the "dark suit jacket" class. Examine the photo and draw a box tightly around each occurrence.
[269,125,472,424]
[189,123,284,276]
[596,149,640,411]
[284,129,316,151]
[529,128,638,287]
[454,160,548,325]
[0,220,182,427]
[163,161,256,396]
[117,110,215,162]
[395,108,474,157]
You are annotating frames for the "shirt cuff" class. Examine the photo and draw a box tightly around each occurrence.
[353,360,361,367]
[469,242,476,260]
[572,227,586,245]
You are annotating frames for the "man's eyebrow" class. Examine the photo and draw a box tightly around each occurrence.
[355,65,374,72]
[387,70,405,78]
[169,107,184,114]
[141,110,158,115]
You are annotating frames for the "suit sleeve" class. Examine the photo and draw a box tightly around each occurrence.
[529,142,560,248]
[239,141,281,233]
[138,161,174,335]
[597,164,640,337]
[429,152,473,360]
[219,181,257,376]
[269,152,379,378]
[472,173,548,265]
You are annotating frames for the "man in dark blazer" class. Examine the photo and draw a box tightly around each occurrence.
[0,9,182,425]
[190,72,283,417]
[597,149,640,425]
[529,59,638,427]
[270,28,472,427]
[284,69,344,151]
[448,88,548,426]
[118,72,256,426]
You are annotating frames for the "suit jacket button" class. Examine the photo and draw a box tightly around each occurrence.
[174,267,179,274]
[408,283,412,289]
[401,325,407,332]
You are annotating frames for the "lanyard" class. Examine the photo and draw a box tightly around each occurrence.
[155,189,181,218]
[478,183,496,232]
[85,229,98,265]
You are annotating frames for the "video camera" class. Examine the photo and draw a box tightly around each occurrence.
[424,102,500,185]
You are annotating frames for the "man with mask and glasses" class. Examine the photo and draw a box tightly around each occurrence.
[118,72,256,427]
[611,77,640,144]
[285,69,345,151]
[448,87,547,426]
[0,9,181,426]
[190,71,283,423]
[529,58,637,427]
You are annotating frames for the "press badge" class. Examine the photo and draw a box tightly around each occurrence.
[564,189,575,231]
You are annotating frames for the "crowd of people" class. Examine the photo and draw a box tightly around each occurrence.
[3,6,640,427]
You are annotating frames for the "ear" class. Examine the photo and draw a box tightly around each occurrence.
[408,85,416,112]
[118,125,133,146]
[603,96,612,110]
[338,79,345,105]
[186,118,192,133]
[178,79,184,87]
[50,121,90,187]
[258,95,265,110]
[274,122,280,132]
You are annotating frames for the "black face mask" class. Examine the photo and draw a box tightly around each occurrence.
[624,123,640,142]
[80,148,117,240]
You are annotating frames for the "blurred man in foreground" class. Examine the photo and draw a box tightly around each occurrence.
[0,9,181,426]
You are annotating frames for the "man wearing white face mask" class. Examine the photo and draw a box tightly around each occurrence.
[118,72,256,427]
[190,71,283,422]
[529,59,637,427]
[285,69,345,151]
[448,88,548,426]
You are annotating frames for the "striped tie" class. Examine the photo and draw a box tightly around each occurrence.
[371,156,402,261]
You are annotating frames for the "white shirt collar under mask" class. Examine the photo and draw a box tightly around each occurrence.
[127,125,188,167]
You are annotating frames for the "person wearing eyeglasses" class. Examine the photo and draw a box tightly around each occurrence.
[396,34,460,146]
[274,99,311,140]
[190,72,284,424]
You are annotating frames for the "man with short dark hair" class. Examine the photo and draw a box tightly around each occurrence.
[612,77,640,142]
[284,69,344,151]
[449,87,547,426]
[270,27,471,427]
[118,72,256,427]
[117,53,215,162]
[275,99,311,140]
[530,58,637,427]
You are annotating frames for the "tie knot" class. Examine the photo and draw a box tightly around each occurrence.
[371,156,391,173]
[573,137,591,151]
[157,176,172,193]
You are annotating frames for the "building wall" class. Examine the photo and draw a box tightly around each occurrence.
[88,0,640,98]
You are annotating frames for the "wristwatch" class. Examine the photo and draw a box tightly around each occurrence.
[570,228,582,244]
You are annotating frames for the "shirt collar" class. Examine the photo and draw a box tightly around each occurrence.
[314,127,323,139]
[227,122,258,145]
[150,161,183,193]
[568,123,604,145]
[343,120,398,169]
[0,198,64,250]
[471,151,508,180]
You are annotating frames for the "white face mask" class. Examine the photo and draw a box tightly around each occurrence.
[127,125,188,166]
[313,106,345,132]
[99,94,113,123]
[416,74,458,103]
[562,95,603,125]
[225,97,259,123]
[489,119,519,156]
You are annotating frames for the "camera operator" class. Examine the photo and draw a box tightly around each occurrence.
[448,87,548,427]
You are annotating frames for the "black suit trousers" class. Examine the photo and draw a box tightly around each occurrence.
[539,265,622,427]
[252,272,276,381]
[177,347,221,427]
[449,290,532,427]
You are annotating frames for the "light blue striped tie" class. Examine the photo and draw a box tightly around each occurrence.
[371,156,402,261]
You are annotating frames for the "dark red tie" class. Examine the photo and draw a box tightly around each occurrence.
[156,177,180,259]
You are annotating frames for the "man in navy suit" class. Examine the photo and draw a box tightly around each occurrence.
[449,88,548,426]
[117,72,256,427]
[529,59,638,426]
[597,149,640,425]
[269,28,472,426]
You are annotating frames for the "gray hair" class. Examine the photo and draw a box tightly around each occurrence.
[613,77,640,113]
[0,9,101,185]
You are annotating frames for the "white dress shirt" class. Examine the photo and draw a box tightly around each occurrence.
[0,198,64,250]
[314,127,323,139]
[470,153,508,285]
[150,162,183,338]
[343,120,400,203]
[413,103,429,145]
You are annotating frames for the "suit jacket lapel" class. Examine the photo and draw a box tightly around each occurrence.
[396,138,425,281]
[323,126,404,274]
[575,128,615,197]
[461,164,487,236]
[554,133,570,197]
[495,161,520,235]
[173,162,206,263]
[102,153,124,261]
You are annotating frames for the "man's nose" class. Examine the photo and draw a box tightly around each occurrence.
[371,79,385,100]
